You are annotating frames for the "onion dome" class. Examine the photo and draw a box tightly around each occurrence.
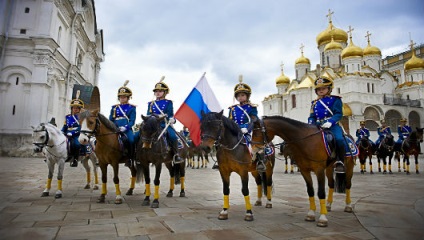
[295,45,310,64]
[363,31,381,56]
[404,40,424,71]
[276,64,290,85]
[316,19,347,46]
[324,36,343,51]
[341,30,363,59]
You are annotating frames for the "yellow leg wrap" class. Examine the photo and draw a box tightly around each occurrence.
[416,164,419,171]
[407,165,410,172]
[389,165,392,171]
[309,197,316,211]
[378,162,381,168]
[86,172,91,183]
[403,162,406,169]
[244,195,252,211]
[267,186,272,200]
[145,184,151,196]
[383,164,387,171]
[130,177,136,189]
[57,179,62,191]
[257,185,263,198]
[170,177,175,190]
[285,164,288,172]
[291,165,294,172]
[346,189,351,204]
[102,183,107,195]
[327,188,334,204]
[370,164,373,172]
[46,178,52,189]
[319,199,327,215]
[180,177,185,189]
[223,195,230,209]
[154,185,159,199]
[115,184,121,196]
[360,164,363,171]
[94,172,99,184]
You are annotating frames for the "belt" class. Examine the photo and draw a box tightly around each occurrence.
[115,117,127,120]
[68,127,78,130]
[316,117,332,123]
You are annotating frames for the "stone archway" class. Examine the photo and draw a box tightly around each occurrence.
[385,109,402,130]
[408,111,421,128]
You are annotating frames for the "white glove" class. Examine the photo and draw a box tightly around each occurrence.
[321,122,332,129]
[66,132,72,137]
[169,118,176,124]
[241,128,248,134]
[119,126,126,132]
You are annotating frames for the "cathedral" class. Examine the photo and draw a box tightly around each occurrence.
[262,11,424,142]
[0,0,104,156]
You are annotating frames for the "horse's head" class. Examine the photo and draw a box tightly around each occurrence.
[78,109,100,144]
[200,110,225,151]
[32,123,48,153]
[417,127,424,143]
[359,136,371,148]
[140,114,165,148]
[31,122,65,154]
[381,134,394,151]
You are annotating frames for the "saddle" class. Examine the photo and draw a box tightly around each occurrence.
[321,130,359,158]
[118,133,130,156]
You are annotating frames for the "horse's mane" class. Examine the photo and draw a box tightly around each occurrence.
[143,115,159,131]
[202,112,241,136]
[44,123,62,134]
[80,111,118,131]
[263,115,313,128]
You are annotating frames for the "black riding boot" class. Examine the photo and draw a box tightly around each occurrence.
[334,144,345,173]
[171,140,183,164]
[125,144,134,167]
[256,151,266,172]
[70,149,79,167]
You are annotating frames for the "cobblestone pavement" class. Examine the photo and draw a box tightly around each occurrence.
[0,155,423,240]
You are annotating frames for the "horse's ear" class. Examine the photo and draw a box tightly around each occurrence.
[141,114,148,121]
[217,110,224,118]
[92,109,100,116]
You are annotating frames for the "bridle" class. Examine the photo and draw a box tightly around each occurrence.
[33,128,65,149]
[80,117,101,137]
[200,118,244,150]
[140,116,162,144]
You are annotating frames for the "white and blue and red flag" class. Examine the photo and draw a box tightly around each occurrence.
[175,73,222,146]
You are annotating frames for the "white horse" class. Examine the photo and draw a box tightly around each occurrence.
[78,137,100,190]
[32,122,67,198]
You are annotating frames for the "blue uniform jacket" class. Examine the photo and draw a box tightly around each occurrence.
[356,127,370,139]
[109,104,136,131]
[147,99,174,127]
[228,103,258,131]
[61,114,81,137]
[397,125,412,141]
[308,95,343,126]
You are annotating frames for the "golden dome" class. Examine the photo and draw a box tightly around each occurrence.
[363,33,381,56]
[343,103,352,116]
[324,37,343,51]
[341,36,363,59]
[404,41,424,71]
[276,65,290,84]
[316,22,348,46]
[295,45,310,65]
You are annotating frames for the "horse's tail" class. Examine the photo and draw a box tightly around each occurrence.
[136,164,144,184]
[334,172,346,193]
[174,163,181,185]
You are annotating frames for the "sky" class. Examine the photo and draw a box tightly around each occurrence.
[94,0,424,129]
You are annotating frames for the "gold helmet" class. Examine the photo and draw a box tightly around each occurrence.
[70,90,84,108]
[400,118,407,122]
[360,120,365,125]
[153,76,170,94]
[234,75,252,98]
[117,80,132,97]
[314,76,333,90]
[380,119,386,124]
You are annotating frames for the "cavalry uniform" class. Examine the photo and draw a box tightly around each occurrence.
[308,77,346,173]
[375,120,391,146]
[62,94,84,167]
[355,121,374,146]
[109,80,136,167]
[397,119,412,144]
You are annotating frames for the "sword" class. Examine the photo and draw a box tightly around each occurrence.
[157,121,171,140]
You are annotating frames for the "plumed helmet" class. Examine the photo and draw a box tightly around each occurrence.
[380,119,386,124]
[314,76,333,90]
[360,121,365,125]
[234,75,252,97]
[153,76,170,94]
[70,90,84,108]
[400,118,407,122]
[117,80,132,97]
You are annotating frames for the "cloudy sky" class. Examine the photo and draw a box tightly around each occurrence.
[94,0,424,128]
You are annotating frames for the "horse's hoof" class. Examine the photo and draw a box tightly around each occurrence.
[244,214,254,221]
[142,199,150,206]
[317,220,328,227]
[55,194,62,199]
[197,166,199,169]
[84,184,90,189]
[254,200,262,206]
[383,171,387,175]
[344,206,353,213]
[218,213,228,220]
[406,171,410,175]
[191,166,195,169]
[284,170,288,174]
[389,171,393,174]
[326,206,332,212]
[41,192,49,197]
[265,203,272,208]
[126,188,134,196]
[416,170,420,174]
[179,191,185,197]
[166,191,173,198]
[360,170,364,174]
[151,201,159,208]
[97,195,106,203]
[93,185,99,190]
[305,215,315,222]
[370,171,374,174]
[398,169,401,172]
[115,198,123,204]
[290,171,294,174]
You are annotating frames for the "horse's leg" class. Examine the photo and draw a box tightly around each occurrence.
[344,157,354,213]
[284,158,288,174]
[252,171,263,206]
[55,159,65,199]
[325,166,334,212]
[218,171,230,220]
[82,156,91,189]
[396,152,401,172]
[111,162,123,204]
[166,163,175,198]
[42,160,54,197]
[368,154,373,174]
[265,164,273,208]
[240,172,253,221]
[315,170,328,227]
[382,155,387,174]
[90,154,99,190]
[151,163,162,208]
[141,163,151,206]
[388,154,393,174]
[414,154,419,174]
[126,163,137,196]
[98,163,108,203]
[378,157,382,172]
[299,170,316,222]
[359,156,365,173]
[405,155,410,175]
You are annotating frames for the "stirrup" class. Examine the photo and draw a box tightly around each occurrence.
[256,161,266,172]
[334,161,345,173]
[173,155,183,164]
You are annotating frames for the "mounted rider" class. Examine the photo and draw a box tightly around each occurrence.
[61,90,84,167]
[109,80,136,167]
[308,76,346,173]
[147,76,183,164]
[375,119,392,147]
[355,121,374,148]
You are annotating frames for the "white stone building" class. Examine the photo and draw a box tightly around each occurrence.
[0,0,104,156]
[263,12,423,143]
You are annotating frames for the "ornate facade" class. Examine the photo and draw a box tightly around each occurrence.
[0,0,104,156]
[263,11,423,143]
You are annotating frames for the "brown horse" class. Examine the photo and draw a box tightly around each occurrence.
[357,136,374,174]
[136,114,187,208]
[200,111,275,221]
[251,116,356,227]
[78,110,138,204]
[376,134,395,174]
[397,128,423,174]
[188,141,210,169]
[277,142,297,174]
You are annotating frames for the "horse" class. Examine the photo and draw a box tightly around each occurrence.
[32,122,67,198]
[376,134,395,174]
[78,137,100,189]
[277,142,297,174]
[200,111,275,221]
[396,128,423,174]
[357,136,374,174]
[250,115,356,227]
[78,109,138,204]
[136,114,187,208]
[188,142,210,169]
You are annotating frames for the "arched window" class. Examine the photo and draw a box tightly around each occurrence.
[57,26,62,45]
[291,95,296,108]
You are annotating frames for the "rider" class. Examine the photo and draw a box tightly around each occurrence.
[396,118,412,148]
[109,80,136,167]
[355,121,374,148]
[375,119,391,148]
[61,91,84,167]
[308,76,346,173]
[228,75,264,172]
[147,77,183,164]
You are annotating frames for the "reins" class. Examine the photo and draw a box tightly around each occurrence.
[201,119,245,151]
[32,127,66,158]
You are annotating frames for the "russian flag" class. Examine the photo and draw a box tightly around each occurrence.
[175,73,222,146]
